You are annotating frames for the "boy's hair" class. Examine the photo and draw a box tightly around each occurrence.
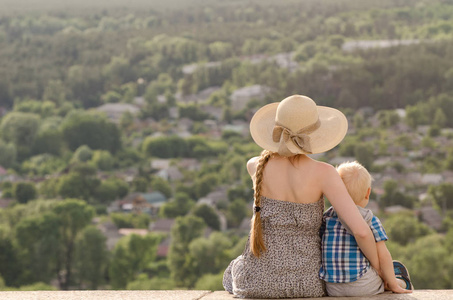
[336,161,373,204]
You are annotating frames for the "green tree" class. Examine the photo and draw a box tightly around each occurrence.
[354,143,374,169]
[132,177,149,193]
[195,174,218,198]
[446,150,453,171]
[194,272,224,290]
[126,274,175,290]
[150,177,172,198]
[192,204,220,230]
[110,213,150,229]
[91,150,114,171]
[168,215,205,287]
[109,233,162,289]
[13,182,37,204]
[189,232,232,281]
[15,212,61,285]
[74,226,109,290]
[352,112,364,129]
[53,199,95,289]
[0,231,21,287]
[404,234,452,289]
[384,212,433,246]
[67,65,103,108]
[57,165,101,201]
[94,180,119,203]
[377,110,400,128]
[33,126,63,156]
[120,111,134,129]
[160,192,195,218]
[42,79,66,105]
[227,199,248,228]
[428,183,453,213]
[105,177,129,199]
[405,105,426,129]
[433,108,447,127]
[142,136,188,158]
[71,145,93,163]
[0,140,16,168]
[61,111,121,153]
[380,180,415,208]
[0,112,40,160]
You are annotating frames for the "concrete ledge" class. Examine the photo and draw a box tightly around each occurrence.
[0,290,452,300]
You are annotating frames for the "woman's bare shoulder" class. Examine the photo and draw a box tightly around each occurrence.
[308,159,337,178]
[247,156,260,176]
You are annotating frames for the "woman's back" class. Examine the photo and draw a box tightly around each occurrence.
[249,154,328,204]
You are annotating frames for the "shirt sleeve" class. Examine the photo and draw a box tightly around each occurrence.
[370,216,388,242]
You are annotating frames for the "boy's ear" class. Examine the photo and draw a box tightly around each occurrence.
[365,187,371,200]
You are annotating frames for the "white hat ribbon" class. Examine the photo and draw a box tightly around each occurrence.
[272,119,320,156]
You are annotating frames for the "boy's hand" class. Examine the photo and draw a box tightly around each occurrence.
[385,281,412,294]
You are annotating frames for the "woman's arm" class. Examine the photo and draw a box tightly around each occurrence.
[376,242,411,293]
[320,163,381,273]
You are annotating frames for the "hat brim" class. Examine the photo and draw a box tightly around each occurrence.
[250,102,348,154]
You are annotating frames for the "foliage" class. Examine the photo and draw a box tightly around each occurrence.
[150,177,172,198]
[194,272,224,291]
[109,233,162,289]
[74,226,109,289]
[91,150,114,171]
[0,112,40,160]
[57,166,101,201]
[72,145,93,163]
[384,212,433,246]
[159,192,195,218]
[61,111,121,153]
[12,182,37,204]
[142,136,188,159]
[0,140,17,168]
[380,180,416,209]
[110,213,150,229]
[168,215,205,287]
[227,199,249,228]
[192,204,221,231]
[428,183,453,212]
[126,274,175,290]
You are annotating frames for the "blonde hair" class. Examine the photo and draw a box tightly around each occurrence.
[250,150,272,257]
[249,151,302,257]
[336,161,372,204]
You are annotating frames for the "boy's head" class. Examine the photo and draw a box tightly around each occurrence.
[336,161,372,207]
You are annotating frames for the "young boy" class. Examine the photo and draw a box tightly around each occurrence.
[319,161,413,296]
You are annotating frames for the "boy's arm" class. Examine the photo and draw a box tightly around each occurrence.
[321,164,380,273]
[376,241,411,294]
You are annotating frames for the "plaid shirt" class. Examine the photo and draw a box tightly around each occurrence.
[319,206,388,283]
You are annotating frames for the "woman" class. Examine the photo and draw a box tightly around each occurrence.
[223,95,380,298]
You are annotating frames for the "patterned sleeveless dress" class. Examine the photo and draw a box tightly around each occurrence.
[223,196,326,298]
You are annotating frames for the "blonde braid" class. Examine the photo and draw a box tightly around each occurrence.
[250,150,272,257]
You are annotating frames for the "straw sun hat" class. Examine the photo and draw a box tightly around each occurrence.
[250,95,348,156]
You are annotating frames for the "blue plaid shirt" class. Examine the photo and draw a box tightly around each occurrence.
[319,206,388,283]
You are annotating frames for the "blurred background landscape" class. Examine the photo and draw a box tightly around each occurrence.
[0,0,453,292]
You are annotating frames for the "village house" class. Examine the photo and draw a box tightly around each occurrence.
[156,166,183,182]
[95,103,140,124]
[230,85,271,111]
[149,218,175,257]
[198,186,228,206]
[110,192,168,216]
[417,206,443,231]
